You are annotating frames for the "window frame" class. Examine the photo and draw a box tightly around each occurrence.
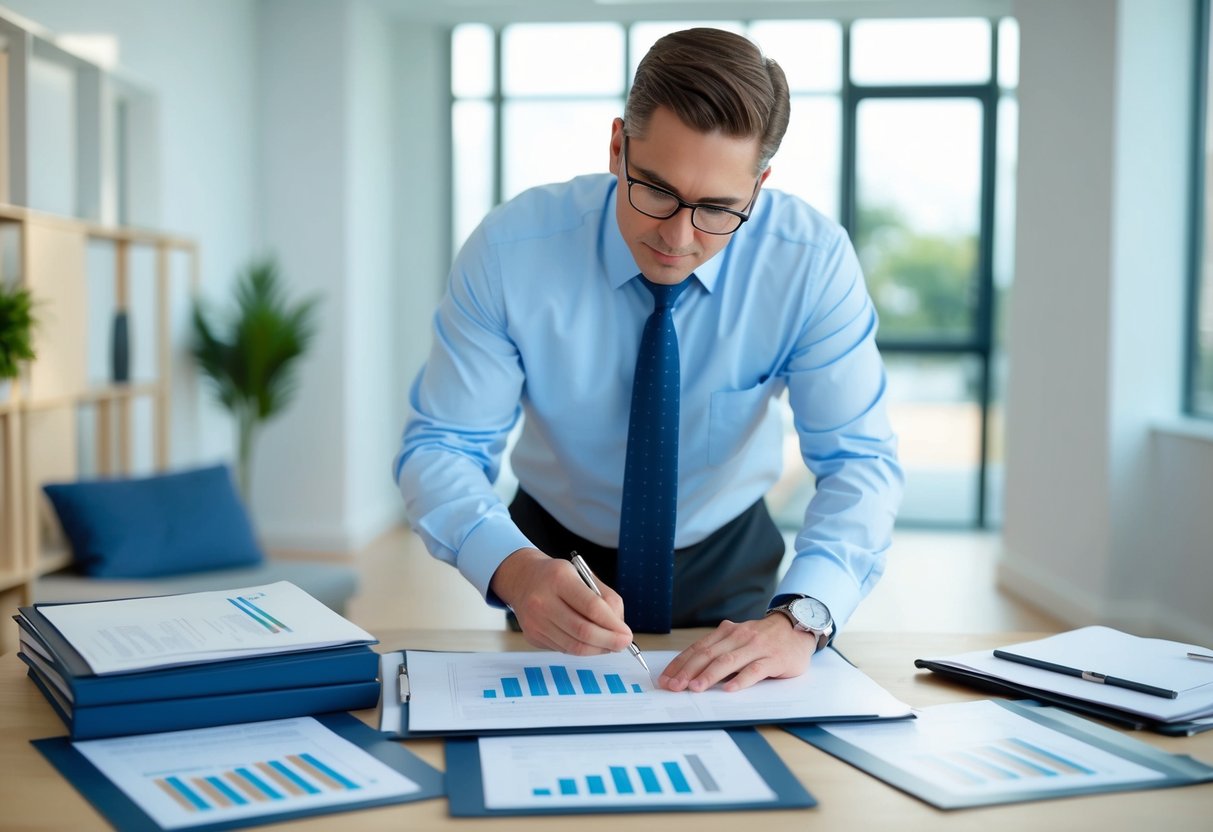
[1186,0,1212,419]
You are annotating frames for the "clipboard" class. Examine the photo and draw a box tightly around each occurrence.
[378,648,914,739]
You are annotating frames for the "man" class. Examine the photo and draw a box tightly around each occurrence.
[395,28,902,693]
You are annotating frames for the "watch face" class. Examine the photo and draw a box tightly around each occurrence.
[789,597,831,631]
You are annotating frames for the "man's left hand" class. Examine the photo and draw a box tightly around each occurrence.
[657,615,817,692]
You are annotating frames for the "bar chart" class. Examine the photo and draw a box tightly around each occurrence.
[478,730,777,809]
[73,717,421,829]
[815,700,1169,802]
[482,664,646,699]
[529,753,718,798]
[916,736,1097,786]
[154,752,361,812]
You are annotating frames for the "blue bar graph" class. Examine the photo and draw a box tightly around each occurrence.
[528,758,706,801]
[268,761,319,795]
[482,665,646,698]
[576,669,602,694]
[165,776,209,810]
[637,766,661,793]
[663,762,692,793]
[524,667,549,696]
[610,766,634,794]
[550,665,576,695]
[234,768,282,800]
[205,776,248,805]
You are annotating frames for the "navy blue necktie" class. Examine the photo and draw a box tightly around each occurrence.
[617,275,690,633]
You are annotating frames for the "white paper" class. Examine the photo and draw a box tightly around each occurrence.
[72,717,420,830]
[404,648,911,732]
[38,582,376,674]
[1000,626,1213,693]
[930,644,1213,722]
[819,700,1165,798]
[478,730,776,809]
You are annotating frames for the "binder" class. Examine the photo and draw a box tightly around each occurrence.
[914,627,1213,736]
[16,614,378,706]
[24,660,381,740]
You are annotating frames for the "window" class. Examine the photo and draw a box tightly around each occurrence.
[449,17,1018,528]
[1190,0,1213,418]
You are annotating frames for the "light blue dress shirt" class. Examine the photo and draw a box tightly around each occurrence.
[394,173,903,629]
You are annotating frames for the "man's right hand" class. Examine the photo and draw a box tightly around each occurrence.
[490,547,634,655]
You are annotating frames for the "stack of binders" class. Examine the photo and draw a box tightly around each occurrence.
[14,581,382,740]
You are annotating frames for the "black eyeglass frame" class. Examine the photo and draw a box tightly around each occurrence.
[620,136,761,235]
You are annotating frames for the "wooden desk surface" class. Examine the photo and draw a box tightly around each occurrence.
[2,629,1211,831]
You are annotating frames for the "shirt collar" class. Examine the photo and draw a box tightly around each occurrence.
[602,181,725,294]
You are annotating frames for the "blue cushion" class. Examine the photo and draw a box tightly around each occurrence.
[43,465,264,578]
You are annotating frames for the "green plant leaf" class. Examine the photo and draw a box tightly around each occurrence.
[189,257,320,464]
[0,284,38,380]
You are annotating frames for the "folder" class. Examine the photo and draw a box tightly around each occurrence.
[914,627,1213,736]
[23,659,381,740]
[16,614,379,707]
[20,581,377,676]
[33,713,445,832]
[444,728,816,816]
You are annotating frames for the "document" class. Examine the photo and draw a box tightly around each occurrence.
[36,582,376,675]
[445,728,816,815]
[788,699,1213,809]
[395,648,912,735]
[481,730,775,808]
[918,627,1213,725]
[68,717,424,830]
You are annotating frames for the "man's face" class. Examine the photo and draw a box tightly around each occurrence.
[609,107,769,286]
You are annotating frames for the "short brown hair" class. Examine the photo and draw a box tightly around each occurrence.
[624,28,790,173]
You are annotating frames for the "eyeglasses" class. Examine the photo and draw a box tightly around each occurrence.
[621,137,758,235]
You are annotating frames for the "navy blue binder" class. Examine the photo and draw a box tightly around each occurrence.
[16,615,378,706]
[25,662,381,740]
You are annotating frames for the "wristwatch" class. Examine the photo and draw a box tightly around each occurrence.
[765,595,834,652]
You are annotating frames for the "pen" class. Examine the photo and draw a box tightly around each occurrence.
[1188,652,1213,662]
[993,649,1179,699]
[568,552,651,676]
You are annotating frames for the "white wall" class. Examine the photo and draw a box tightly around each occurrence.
[1000,0,1209,642]
[255,0,407,552]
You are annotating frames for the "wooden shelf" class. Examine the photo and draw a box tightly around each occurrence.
[0,203,195,653]
[23,382,161,411]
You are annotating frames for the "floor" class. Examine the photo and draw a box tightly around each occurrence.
[340,524,1064,636]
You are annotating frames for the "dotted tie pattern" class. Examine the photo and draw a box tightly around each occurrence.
[617,275,690,634]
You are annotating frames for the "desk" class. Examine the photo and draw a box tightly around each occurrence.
[1,629,1210,831]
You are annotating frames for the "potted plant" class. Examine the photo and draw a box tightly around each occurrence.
[0,282,37,399]
[191,258,319,497]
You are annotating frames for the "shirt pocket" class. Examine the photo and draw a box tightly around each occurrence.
[708,379,776,466]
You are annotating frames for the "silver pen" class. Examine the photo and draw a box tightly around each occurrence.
[569,552,651,676]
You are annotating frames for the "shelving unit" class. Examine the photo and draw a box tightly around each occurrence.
[0,9,181,652]
[0,204,196,653]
